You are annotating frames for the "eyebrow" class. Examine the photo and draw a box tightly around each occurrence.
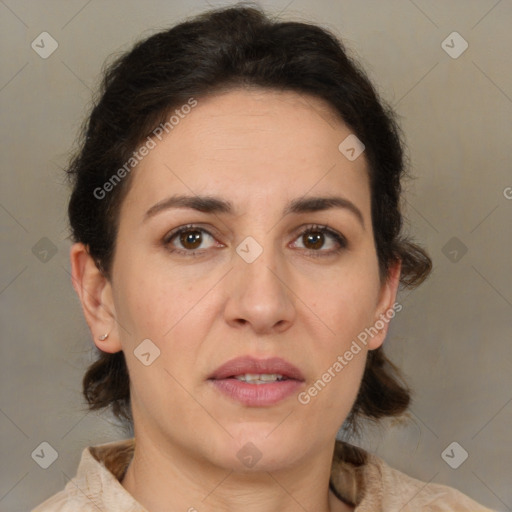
[144,194,365,229]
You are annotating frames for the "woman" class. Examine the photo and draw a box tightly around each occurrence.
[33,5,495,511]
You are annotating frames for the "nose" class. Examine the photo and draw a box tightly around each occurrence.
[223,242,296,336]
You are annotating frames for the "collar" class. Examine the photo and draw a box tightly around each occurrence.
[61,437,491,511]
[83,437,381,510]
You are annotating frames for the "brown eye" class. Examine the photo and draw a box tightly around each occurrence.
[179,229,203,250]
[303,231,325,250]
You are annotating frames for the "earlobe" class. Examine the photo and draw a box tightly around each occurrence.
[69,243,122,353]
[367,259,402,350]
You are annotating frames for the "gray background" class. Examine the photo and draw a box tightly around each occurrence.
[1,0,511,510]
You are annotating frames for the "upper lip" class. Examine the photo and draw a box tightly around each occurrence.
[208,356,305,381]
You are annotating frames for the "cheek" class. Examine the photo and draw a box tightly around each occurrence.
[113,262,212,375]
[115,274,204,408]
[302,261,380,404]
[296,343,368,439]
[317,266,381,339]
[113,250,190,335]
[297,280,374,421]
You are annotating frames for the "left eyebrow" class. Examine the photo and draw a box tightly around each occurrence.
[143,194,365,229]
[283,196,365,229]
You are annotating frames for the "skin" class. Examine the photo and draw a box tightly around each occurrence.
[71,88,401,512]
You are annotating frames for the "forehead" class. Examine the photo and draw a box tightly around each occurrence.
[122,88,371,218]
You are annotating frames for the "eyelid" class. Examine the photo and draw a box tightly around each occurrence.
[163,223,218,243]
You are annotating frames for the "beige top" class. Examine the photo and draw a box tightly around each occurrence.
[32,438,495,511]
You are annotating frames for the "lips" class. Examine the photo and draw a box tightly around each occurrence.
[208,356,305,406]
[208,356,305,382]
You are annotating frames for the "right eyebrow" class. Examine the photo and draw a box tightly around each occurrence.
[144,195,232,221]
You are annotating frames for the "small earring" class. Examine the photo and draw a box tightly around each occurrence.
[98,333,109,341]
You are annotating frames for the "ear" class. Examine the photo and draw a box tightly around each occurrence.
[366,259,402,350]
[70,243,122,353]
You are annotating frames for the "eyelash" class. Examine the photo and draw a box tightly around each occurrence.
[163,223,347,258]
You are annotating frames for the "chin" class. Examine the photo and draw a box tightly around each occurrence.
[211,426,305,473]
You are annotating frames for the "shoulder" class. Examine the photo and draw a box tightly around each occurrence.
[31,490,87,512]
[331,440,496,511]
[31,444,100,512]
[31,439,141,512]
[362,451,496,511]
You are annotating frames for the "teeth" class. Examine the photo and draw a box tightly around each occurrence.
[234,373,285,383]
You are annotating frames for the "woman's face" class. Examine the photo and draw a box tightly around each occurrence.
[101,88,399,470]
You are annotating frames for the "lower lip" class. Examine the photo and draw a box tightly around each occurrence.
[209,378,303,406]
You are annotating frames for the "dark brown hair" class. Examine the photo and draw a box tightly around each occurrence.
[68,4,432,452]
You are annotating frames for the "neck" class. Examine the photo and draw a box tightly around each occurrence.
[120,433,353,512]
